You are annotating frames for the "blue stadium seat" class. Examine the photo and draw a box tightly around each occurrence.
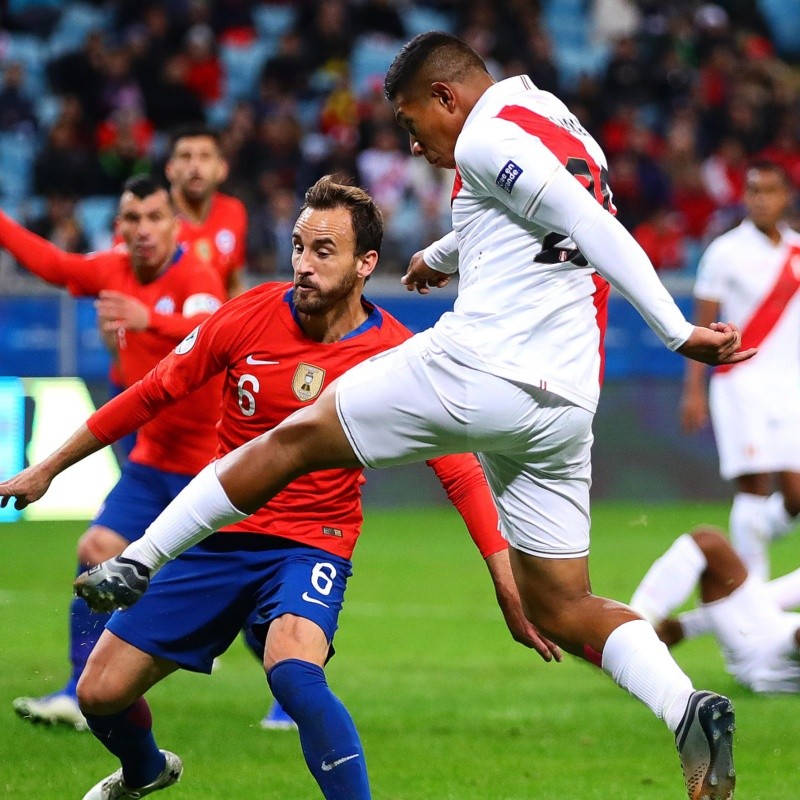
[758,0,800,58]
[402,6,456,37]
[48,2,113,58]
[350,36,404,96]
[3,33,49,96]
[221,40,276,101]
[76,195,117,251]
[552,44,610,90]
[253,5,297,41]
[0,131,36,201]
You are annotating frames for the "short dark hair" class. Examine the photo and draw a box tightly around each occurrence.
[168,123,222,155]
[746,159,790,186]
[384,31,488,101]
[301,176,383,256]
[122,174,170,202]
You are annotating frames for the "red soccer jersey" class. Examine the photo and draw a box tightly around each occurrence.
[179,193,247,291]
[0,210,226,475]
[89,282,506,560]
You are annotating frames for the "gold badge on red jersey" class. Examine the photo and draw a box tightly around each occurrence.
[194,239,212,262]
[292,363,326,401]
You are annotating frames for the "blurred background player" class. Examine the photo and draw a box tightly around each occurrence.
[681,162,800,581]
[631,526,800,694]
[1,176,554,800]
[0,175,226,730]
[105,124,249,459]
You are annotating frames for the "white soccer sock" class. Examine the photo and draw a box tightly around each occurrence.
[730,492,770,582]
[123,463,248,572]
[630,534,707,626]
[602,619,694,733]
[766,566,800,611]
[763,492,797,541]
[676,607,712,639]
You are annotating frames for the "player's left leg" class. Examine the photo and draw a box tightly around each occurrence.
[264,614,370,800]
[509,549,735,800]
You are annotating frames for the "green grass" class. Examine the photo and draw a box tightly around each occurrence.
[2,503,799,798]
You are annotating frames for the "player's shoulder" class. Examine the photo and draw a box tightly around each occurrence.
[703,222,752,260]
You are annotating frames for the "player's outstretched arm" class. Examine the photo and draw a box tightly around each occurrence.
[0,424,104,510]
[676,322,756,367]
[484,549,563,662]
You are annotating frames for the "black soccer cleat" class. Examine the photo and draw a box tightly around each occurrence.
[675,690,736,800]
[73,556,151,612]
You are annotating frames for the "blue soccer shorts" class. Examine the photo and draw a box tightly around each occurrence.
[106,533,352,673]
[92,461,195,542]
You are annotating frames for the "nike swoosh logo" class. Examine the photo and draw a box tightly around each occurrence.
[246,355,280,365]
[301,592,330,608]
[321,754,360,772]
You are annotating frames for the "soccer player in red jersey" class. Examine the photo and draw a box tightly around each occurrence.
[166,123,248,298]
[1,177,557,800]
[0,176,226,731]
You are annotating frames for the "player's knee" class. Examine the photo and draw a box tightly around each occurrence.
[77,526,128,566]
[690,526,729,559]
[76,668,128,716]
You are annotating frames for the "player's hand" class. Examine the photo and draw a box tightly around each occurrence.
[485,551,563,662]
[95,290,151,333]
[676,322,757,366]
[0,464,54,510]
[73,556,151,612]
[679,389,709,433]
[401,250,451,295]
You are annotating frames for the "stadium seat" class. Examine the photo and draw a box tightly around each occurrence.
[350,35,404,96]
[76,195,116,251]
[402,6,456,37]
[758,0,800,58]
[253,4,297,41]
[2,33,49,96]
[47,2,113,59]
[221,40,276,101]
[0,131,37,202]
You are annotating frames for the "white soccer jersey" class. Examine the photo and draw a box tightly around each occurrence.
[695,219,800,390]
[423,75,692,412]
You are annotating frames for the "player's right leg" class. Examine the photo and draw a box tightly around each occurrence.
[78,631,182,800]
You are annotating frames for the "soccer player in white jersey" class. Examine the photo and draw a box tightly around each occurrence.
[70,33,753,800]
[631,526,800,694]
[682,161,800,582]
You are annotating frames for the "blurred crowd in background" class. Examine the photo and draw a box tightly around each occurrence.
[0,0,798,280]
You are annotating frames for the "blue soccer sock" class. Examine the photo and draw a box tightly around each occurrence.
[85,698,166,788]
[66,564,110,696]
[267,659,370,800]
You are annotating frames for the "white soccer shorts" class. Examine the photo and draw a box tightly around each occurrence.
[709,373,800,480]
[702,576,800,693]
[335,329,594,558]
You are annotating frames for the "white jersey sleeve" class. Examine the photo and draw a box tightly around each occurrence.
[457,118,693,350]
[693,239,729,303]
[422,230,459,275]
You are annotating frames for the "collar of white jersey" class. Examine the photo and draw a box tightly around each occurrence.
[740,218,795,247]
[463,75,535,129]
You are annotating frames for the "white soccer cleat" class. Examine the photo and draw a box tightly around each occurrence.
[82,750,183,800]
[13,691,88,731]
[675,691,736,800]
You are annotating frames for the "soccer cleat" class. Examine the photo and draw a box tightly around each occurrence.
[12,691,88,731]
[259,700,297,730]
[675,691,736,800]
[73,556,151,612]
[82,750,182,800]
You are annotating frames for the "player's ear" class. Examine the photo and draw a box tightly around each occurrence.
[430,82,456,112]
[356,250,379,279]
[164,157,176,184]
[216,158,230,185]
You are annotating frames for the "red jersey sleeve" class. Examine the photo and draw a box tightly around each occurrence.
[0,210,115,294]
[87,294,239,445]
[426,453,507,559]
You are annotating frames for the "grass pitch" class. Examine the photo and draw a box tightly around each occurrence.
[2,502,799,799]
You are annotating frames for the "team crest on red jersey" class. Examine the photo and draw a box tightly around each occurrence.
[292,363,326,401]
[194,239,212,262]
